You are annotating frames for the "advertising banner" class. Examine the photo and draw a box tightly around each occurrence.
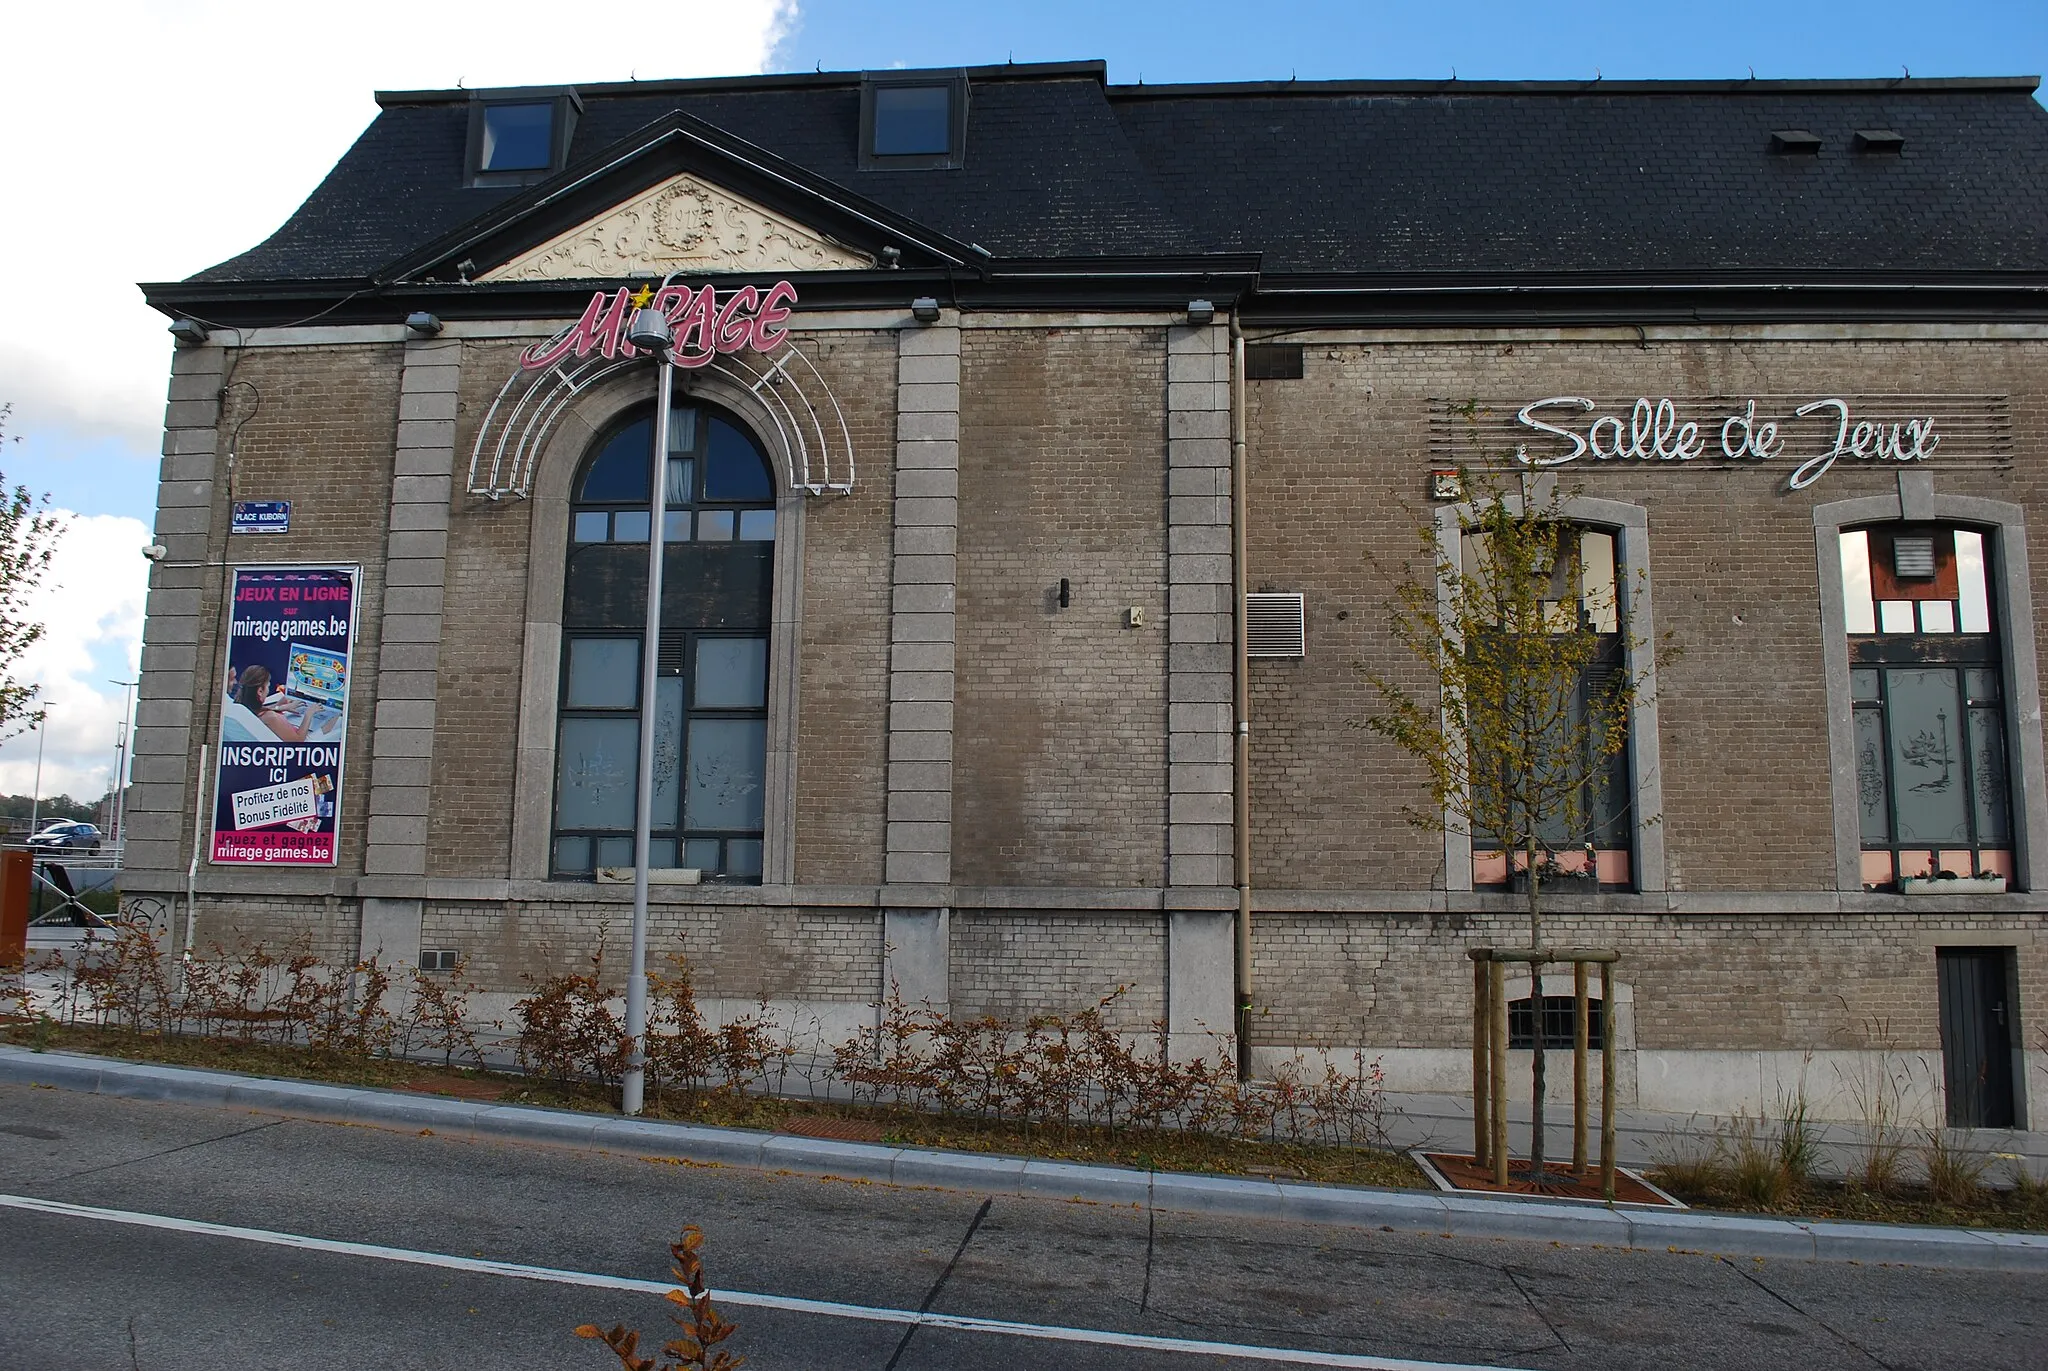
[211,565,358,866]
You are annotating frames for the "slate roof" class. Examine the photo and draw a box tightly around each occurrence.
[186,62,2048,289]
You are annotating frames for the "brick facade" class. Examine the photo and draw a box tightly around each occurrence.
[122,319,2048,1125]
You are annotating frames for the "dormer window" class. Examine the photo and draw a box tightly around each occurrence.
[860,72,967,170]
[482,103,554,171]
[467,89,580,186]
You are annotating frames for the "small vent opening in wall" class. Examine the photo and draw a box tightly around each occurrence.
[422,948,460,973]
[1245,343,1304,380]
[1246,593,1307,657]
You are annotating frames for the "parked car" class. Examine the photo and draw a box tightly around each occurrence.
[27,822,101,854]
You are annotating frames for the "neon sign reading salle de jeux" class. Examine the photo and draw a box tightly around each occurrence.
[519,281,799,371]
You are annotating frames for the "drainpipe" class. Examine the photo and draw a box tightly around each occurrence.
[1229,313,1253,1081]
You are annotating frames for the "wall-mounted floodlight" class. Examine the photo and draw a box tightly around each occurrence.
[167,319,209,347]
[1186,299,1216,326]
[404,311,444,337]
[911,297,942,324]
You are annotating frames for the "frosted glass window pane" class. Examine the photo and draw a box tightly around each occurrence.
[613,509,650,542]
[554,836,591,873]
[566,639,639,709]
[1579,530,1618,632]
[1969,707,2010,843]
[664,511,691,541]
[1840,531,1876,634]
[1957,530,1991,633]
[726,839,763,879]
[1851,669,1881,702]
[1965,668,2001,705]
[573,511,609,543]
[684,719,767,830]
[555,717,638,830]
[649,839,679,869]
[596,836,634,868]
[1854,709,1889,843]
[1886,669,1969,844]
[1919,600,1956,634]
[1879,601,1915,634]
[695,638,768,708]
[739,509,776,542]
[650,677,685,828]
[697,510,735,541]
[682,838,720,870]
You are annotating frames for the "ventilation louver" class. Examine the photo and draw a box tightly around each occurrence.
[1246,593,1307,657]
[1246,343,1305,380]
[1892,536,1937,580]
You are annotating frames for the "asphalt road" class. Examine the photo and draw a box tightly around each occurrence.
[1,1083,2043,1371]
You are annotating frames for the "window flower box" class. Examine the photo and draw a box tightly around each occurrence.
[1900,874,2007,896]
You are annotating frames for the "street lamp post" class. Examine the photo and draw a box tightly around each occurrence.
[108,678,138,849]
[28,705,53,837]
[619,281,681,1117]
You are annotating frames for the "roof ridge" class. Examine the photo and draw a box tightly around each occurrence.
[377,60,1108,107]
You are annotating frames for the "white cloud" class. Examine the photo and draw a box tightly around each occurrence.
[0,512,150,804]
[0,0,799,453]
[0,1,797,808]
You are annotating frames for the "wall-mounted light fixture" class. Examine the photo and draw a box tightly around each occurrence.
[626,302,673,353]
[911,296,942,324]
[880,246,902,269]
[1186,299,1216,326]
[404,311,444,337]
[167,319,209,347]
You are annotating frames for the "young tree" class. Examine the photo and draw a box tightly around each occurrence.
[1366,469,1659,1179]
[0,403,65,739]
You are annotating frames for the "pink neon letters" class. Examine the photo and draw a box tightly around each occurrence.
[518,280,801,370]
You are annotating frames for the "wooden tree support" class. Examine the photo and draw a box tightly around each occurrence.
[1467,946,1619,1202]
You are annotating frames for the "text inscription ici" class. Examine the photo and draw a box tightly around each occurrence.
[1514,397,1940,490]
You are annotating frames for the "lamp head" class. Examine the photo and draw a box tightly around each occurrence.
[910,296,942,324]
[1185,299,1216,327]
[404,311,443,337]
[167,318,209,347]
[626,306,672,353]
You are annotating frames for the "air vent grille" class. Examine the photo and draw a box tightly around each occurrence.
[1892,536,1937,580]
[1246,593,1307,658]
[1246,343,1305,380]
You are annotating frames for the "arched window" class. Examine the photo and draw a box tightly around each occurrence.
[1840,524,2012,890]
[552,400,776,882]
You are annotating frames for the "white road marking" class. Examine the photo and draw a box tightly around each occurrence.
[1,1190,1534,1371]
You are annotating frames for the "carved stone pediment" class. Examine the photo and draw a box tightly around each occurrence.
[482,173,873,280]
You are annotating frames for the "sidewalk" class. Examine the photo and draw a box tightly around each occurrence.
[4,1045,2045,1273]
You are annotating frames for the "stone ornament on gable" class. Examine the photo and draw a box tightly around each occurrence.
[487,174,872,280]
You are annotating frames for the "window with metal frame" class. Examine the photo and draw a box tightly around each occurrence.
[1841,525,2012,890]
[553,401,775,883]
[1467,525,1635,891]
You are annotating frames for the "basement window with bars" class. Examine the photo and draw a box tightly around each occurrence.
[1508,995,1606,1051]
[553,400,775,884]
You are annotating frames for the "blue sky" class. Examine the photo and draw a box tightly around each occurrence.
[773,1,2048,87]
[1,0,2043,802]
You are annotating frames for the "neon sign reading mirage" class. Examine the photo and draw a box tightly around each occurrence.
[519,281,799,371]
[1512,396,1940,491]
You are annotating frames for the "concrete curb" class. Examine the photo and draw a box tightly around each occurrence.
[6,1045,2044,1272]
